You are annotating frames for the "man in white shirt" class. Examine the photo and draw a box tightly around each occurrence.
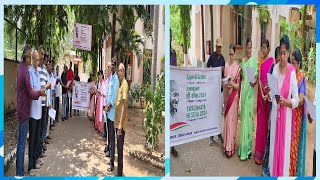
[28,50,43,175]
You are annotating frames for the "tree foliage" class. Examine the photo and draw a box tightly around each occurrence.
[170,5,191,50]
[4,5,69,59]
[115,5,149,68]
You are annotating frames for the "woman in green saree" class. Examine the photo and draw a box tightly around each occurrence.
[238,38,258,160]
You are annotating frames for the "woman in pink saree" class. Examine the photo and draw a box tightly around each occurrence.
[255,39,274,165]
[95,70,107,133]
[88,74,96,121]
[223,44,241,158]
[268,35,299,176]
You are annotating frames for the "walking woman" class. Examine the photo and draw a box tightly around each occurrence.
[289,48,307,176]
[254,39,274,165]
[95,70,107,133]
[223,44,241,158]
[238,38,258,160]
[268,35,299,176]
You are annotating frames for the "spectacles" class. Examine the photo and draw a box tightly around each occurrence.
[229,53,234,56]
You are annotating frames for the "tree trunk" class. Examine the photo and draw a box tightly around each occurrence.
[151,5,159,91]
[201,5,205,64]
[301,5,307,58]
[180,6,188,66]
[111,13,116,59]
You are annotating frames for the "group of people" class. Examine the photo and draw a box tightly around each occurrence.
[170,33,315,176]
[16,43,130,176]
[16,44,77,176]
[86,58,129,176]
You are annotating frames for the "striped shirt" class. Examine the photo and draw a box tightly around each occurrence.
[39,65,48,106]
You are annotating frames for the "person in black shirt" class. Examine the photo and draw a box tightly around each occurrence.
[207,38,225,146]
[60,65,68,121]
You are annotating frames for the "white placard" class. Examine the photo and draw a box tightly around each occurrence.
[222,76,231,86]
[73,23,92,51]
[267,73,280,96]
[246,66,256,83]
[170,66,222,147]
[305,96,316,121]
[50,78,57,90]
[49,108,56,120]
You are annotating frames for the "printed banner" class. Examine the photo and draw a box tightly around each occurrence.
[72,81,90,111]
[73,23,92,51]
[170,66,222,146]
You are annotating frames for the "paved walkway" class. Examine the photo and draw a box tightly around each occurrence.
[5,111,162,176]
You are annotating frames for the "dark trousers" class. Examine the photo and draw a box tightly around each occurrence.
[39,106,47,153]
[103,122,108,138]
[69,97,73,116]
[28,118,40,171]
[55,97,60,121]
[116,128,125,176]
[16,118,29,176]
[66,94,69,117]
[108,119,115,167]
[313,150,316,176]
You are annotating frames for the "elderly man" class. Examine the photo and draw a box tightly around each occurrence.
[114,63,129,176]
[28,50,43,175]
[16,45,45,176]
[106,58,119,173]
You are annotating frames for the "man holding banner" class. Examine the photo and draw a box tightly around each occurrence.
[207,38,225,146]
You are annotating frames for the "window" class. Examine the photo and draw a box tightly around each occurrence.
[236,14,243,45]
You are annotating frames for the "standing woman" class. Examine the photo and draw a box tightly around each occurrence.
[254,39,274,165]
[268,35,299,176]
[289,48,307,176]
[88,74,96,121]
[223,44,241,158]
[238,38,258,160]
[95,70,107,133]
[262,46,280,176]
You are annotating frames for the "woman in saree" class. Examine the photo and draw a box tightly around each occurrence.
[88,74,96,121]
[238,38,258,160]
[268,35,299,176]
[289,48,307,176]
[223,44,241,158]
[254,39,274,165]
[95,70,107,133]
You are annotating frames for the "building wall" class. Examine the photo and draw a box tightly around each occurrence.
[4,60,18,113]
[190,5,300,68]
